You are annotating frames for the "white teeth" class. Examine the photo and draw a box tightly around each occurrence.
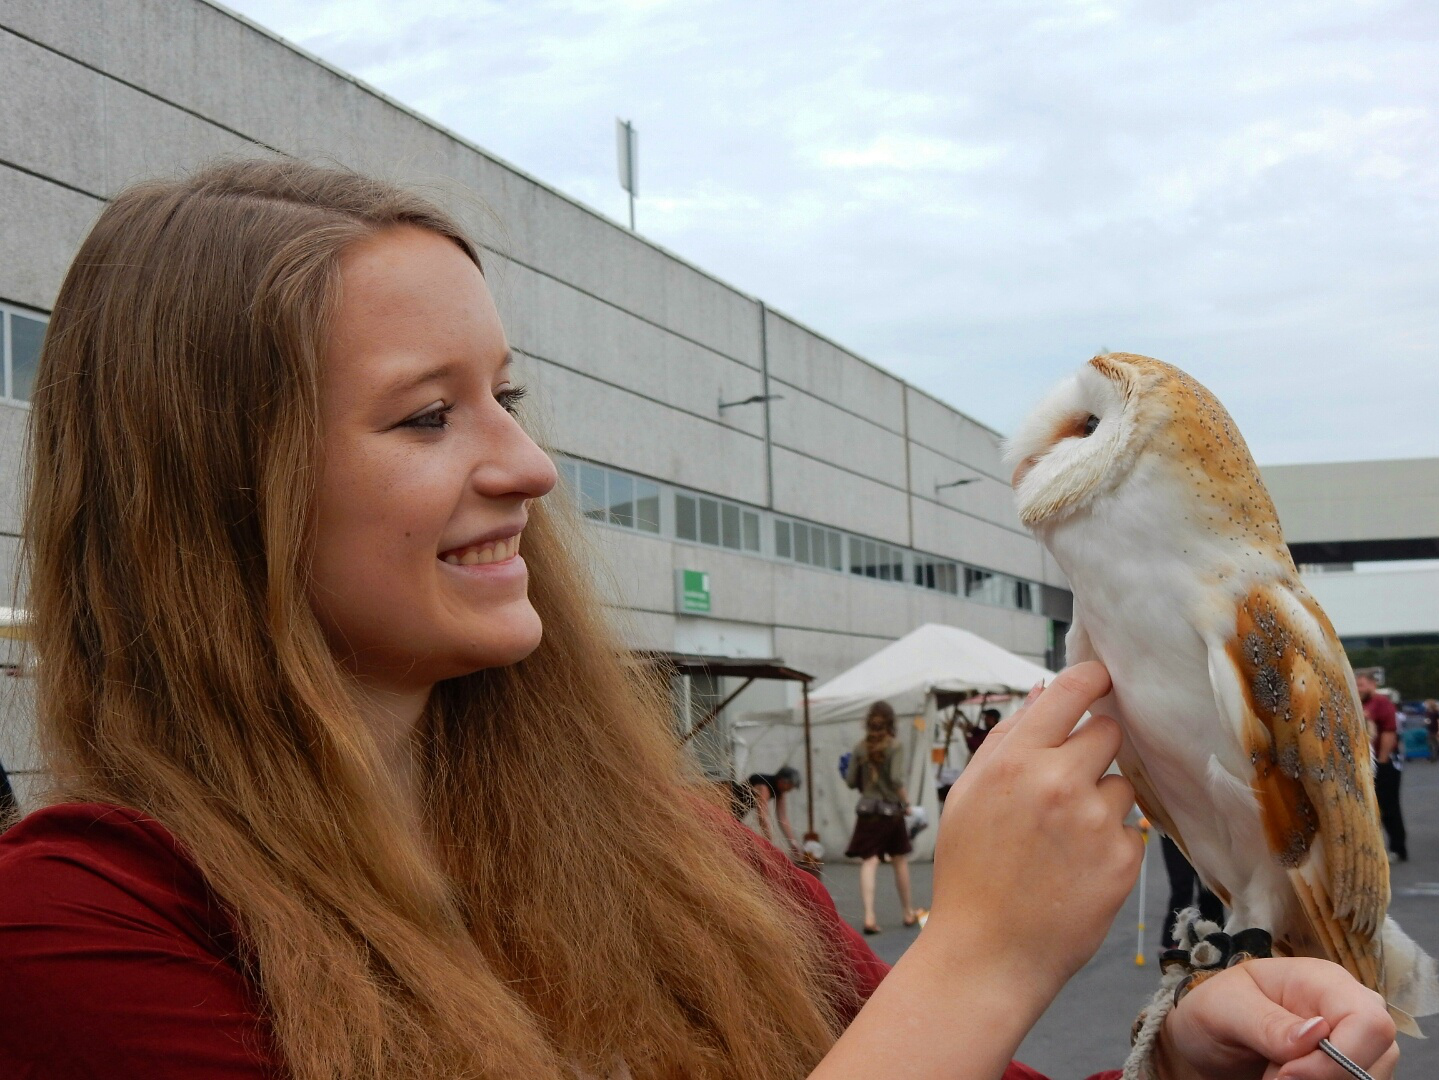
[442,534,521,566]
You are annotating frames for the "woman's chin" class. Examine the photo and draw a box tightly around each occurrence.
[453,611,545,674]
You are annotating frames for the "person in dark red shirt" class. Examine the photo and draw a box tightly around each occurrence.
[0,160,1399,1080]
[1358,670,1408,862]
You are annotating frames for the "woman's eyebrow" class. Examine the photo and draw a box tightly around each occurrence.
[381,350,512,395]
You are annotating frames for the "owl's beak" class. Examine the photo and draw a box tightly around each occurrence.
[1011,456,1039,488]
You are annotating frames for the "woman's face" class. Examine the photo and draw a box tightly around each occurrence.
[310,225,557,694]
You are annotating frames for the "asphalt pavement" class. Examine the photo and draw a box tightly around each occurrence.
[821,762,1439,1077]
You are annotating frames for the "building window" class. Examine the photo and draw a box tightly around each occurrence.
[555,458,660,535]
[2,303,47,404]
[914,557,959,594]
[675,492,759,553]
[850,537,907,581]
[554,455,1048,613]
[776,518,843,572]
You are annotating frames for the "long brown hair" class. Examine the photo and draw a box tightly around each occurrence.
[863,701,898,766]
[24,159,845,1079]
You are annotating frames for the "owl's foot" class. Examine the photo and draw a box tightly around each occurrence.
[1125,912,1276,1079]
[1166,916,1275,1007]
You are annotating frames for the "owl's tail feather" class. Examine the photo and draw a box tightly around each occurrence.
[1382,915,1439,1038]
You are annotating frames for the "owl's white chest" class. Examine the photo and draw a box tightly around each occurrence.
[1044,488,1292,924]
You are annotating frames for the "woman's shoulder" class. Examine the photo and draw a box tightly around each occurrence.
[0,801,231,957]
[0,803,277,1077]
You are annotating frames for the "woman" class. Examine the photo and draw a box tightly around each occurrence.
[844,702,916,934]
[0,160,1398,1079]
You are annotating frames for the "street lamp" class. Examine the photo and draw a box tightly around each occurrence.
[718,393,783,414]
[935,477,979,493]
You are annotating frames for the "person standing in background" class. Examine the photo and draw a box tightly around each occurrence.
[745,766,802,858]
[1357,670,1407,862]
[1424,698,1439,763]
[1159,834,1224,950]
[962,707,1003,757]
[844,702,916,934]
[0,760,16,826]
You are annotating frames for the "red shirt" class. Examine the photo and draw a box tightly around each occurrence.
[0,803,1117,1079]
[1364,692,1398,759]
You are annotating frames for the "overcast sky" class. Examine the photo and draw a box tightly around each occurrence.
[225,0,1437,465]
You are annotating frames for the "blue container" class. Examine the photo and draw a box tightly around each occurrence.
[1401,725,1431,761]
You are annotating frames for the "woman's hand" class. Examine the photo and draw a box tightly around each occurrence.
[921,661,1143,999]
[1155,957,1398,1079]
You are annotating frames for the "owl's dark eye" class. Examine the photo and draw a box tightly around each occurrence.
[1082,414,1100,437]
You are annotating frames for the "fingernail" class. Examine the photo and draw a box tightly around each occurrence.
[1025,681,1044,703]
[1295,1016,1324,1040]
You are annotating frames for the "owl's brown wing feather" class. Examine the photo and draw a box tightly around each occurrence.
[1208,582,1388,990]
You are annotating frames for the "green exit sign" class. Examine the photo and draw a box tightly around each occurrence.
[677,569,711,614]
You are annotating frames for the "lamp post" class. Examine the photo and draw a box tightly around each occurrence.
[616,118,637,231]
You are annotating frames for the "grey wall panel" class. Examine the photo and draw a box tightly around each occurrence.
[584,527,678,615]
[1263,458,1439,546]
[768,385,908,492]
[772,626,895,687]
[0,404,28,538]
[101,77,261,191]
[764,311,904,433]
[0,167,102,310]
[0,30,108,195]
[661,543,778,626]
[491,259,765,444]
[909,495,1049,582]
[0,534,20,608]
[771,563,851,635]
[527,359,767,504]
[905,388,1009,482]
[770,446,908,545]
[908,441,1023,532]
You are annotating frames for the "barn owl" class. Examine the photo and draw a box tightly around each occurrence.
[1006,353,1438,1034]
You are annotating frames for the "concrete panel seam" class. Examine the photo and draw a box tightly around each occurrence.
[494,257,760,373]
[0,157,105,203]
[0,25,283,158]
[769,443,1028,540]
[764,374,1015,487]
[520,350,765,443]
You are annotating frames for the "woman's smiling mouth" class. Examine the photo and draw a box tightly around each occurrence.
[440,533,521,566]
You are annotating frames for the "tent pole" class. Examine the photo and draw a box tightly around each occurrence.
[802,679,816,840]
[681,677,756,745]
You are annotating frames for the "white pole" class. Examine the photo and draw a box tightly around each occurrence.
[1135,818,1150,966]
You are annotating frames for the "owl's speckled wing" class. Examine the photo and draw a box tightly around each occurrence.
[1204,579,1388,991]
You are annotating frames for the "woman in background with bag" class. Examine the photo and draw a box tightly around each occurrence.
[844,701,916,934]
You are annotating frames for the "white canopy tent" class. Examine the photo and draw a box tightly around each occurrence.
[735,623,1054,860]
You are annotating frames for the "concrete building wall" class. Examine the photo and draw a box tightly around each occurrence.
[1301,567,1439,641]
[1263,458,1439,558]
[0,0,1072,797]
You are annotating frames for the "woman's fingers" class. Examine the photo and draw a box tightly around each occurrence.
[1059,713,1125,781]
[1095,772,1137,818]
[1005,662,1111,750]
[1165,960,1399,1080]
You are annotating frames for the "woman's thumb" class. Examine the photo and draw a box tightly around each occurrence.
[1253,1011,1328,1064]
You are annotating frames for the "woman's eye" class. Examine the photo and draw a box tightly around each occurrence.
[1082,414,1100,437]
[497,385,528,416]
[400,403,452,430]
